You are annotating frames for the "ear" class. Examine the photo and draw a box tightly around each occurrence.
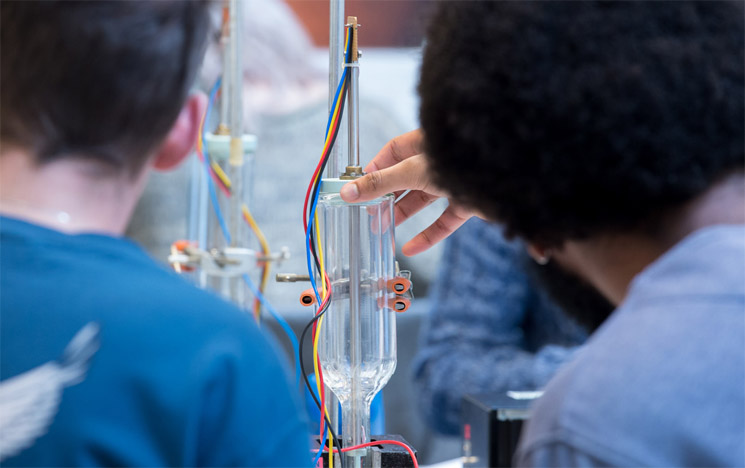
[526,243,552,265]
[152,92,207,171]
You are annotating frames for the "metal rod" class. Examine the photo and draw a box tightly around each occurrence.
[228,0,243,141]
[347,67,359,168]
[227,0,244,248]
[345,17,366,466]
[347,17,360,168]
[347,209,364,459]
[347,72,359,168]
[327,0,345,179]
[325,0,345,437]
[226,0,246,307]
[219,2,230,130]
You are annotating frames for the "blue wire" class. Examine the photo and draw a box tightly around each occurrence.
[202,77,231,244]
[305,65,349,304]
[201,77,300,386]
[305,185,323,299]
[308,30,353,466]
[306,64,350,463]
[322,65,349,144]
[242,274,301,386]
[312,423,329,467]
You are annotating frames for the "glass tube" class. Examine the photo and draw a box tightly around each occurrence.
[203,136,255,308]
[318,192,397,468]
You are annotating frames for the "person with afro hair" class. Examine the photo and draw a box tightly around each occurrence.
[341,1,744,465]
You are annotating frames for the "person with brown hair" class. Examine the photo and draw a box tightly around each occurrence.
[0,2,310,465]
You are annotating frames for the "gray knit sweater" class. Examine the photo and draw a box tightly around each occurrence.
[412,218,588,435]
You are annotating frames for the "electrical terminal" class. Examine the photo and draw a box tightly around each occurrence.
[388,277,411,295]
[394,262,414,302]
[377,295,411,313]
[300,289,317,307]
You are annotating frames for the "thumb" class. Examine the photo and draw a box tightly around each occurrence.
[340,155,428,203]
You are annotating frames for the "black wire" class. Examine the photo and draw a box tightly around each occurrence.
[305,24,352,229]
[307,76,350,275]
[302,27,355,468]
[300,302,346,468]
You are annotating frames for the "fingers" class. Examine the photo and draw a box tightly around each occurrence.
[341,154,431,203]
[363,129,424,173]
[368,196,394,236]
[401,204,474,256]
[393,190,439,226]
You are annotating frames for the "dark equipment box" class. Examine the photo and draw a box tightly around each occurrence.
[461,392,541,468]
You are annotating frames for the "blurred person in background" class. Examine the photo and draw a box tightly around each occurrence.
[0,1,309,465]
[413,217,613,436]
[127,0,408,312]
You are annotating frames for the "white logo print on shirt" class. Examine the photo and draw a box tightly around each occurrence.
[0,323,100,461]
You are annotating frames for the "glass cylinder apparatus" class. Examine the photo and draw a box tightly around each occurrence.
[199,133,257,306]
[318,190,397,468]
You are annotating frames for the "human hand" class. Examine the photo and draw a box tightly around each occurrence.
[340,129,476,256]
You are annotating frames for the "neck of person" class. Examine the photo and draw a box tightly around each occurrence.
[0,148,148,236]
[560,171,745,305]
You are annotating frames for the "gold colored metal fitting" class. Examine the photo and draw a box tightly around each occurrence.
[347,16,359,62]
[339,165,364,180]
[215,123,230,136]
[229,137,244,166]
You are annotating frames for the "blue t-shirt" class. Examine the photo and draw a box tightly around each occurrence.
[515,225,745,467]
[0,216,311,467]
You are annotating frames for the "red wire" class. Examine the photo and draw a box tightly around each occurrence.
[303,156,325,232]
[209,173,231,198]
[314,274,332,442]
[310,277,418,468]
[303,83,346,232]
[319,376,326,437]
[316,440,419,468]
[196,148,231,198]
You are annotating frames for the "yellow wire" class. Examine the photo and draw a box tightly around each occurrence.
[322,62,347,146]
[242,204,270,321]
[313,70,338,468]
[196,84,230,192]
[199,85,265,322]
[313,210,330,463]
[313,313,334,467]
[315,216,327,298]
[314,114,339,467]
[314,57,345,299]
[257,264,270,321]
[242,204,270,257]
[197,114,205,153]
[320,30,349,149]
[211,160,232,190]
[310,25,351,467]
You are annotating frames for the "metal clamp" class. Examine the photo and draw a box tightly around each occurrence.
[169,243,290,278]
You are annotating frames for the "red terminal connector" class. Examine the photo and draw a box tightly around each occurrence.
[300,289,317,307]
[392,297,411,312]
[377,296,410,313]
[388,277,411,295]
[170,240,197,272]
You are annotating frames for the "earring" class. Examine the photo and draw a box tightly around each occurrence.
[535,249,552,265]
